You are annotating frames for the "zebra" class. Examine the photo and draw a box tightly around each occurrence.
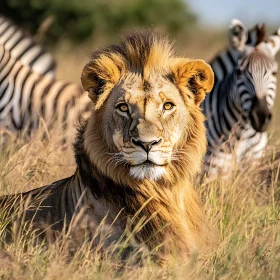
[203,19,280,177]
[0,57,91,138]
[0,14,56,78]
[0,14,91,139]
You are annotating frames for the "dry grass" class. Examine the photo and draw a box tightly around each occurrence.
[1,29,280,279]
[0,128,280,279]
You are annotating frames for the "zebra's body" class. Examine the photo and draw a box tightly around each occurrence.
[0,15,91,136]
[0,14,56,78]
[203,20,280,176]
[0,54,90,135]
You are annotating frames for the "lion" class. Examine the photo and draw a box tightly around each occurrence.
[0,31,214,262]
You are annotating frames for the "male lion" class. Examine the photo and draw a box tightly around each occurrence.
[0,31,214,262]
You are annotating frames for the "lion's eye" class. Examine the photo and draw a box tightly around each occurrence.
[163,102,175,110]
[116,103,129,113]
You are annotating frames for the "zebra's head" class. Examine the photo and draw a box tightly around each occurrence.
[228,19,280,132]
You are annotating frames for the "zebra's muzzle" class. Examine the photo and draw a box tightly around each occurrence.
[249,98,272,132]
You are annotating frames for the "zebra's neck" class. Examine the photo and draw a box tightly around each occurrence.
[203,48,268,176]
[205,49,253,147]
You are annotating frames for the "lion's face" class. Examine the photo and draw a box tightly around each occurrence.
[81,32,214,183]
[105,74,190,180]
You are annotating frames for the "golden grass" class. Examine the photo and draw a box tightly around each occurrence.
[1,30,280,279]
[0,124,279,279]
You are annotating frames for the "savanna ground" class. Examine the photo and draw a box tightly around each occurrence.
[1,27,280,279]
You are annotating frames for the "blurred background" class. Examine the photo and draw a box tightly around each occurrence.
[1,0,280,136]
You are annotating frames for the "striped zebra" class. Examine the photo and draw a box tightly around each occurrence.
[0,14,56,78]
[203,19,280,177]
[0,58,91,137]
[0,14,91,138]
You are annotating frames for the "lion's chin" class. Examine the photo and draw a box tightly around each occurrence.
[129,165,166,181]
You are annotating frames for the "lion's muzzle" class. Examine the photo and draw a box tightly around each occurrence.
[131,138,162,153]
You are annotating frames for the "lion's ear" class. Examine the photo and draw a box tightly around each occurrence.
[81,58,122,107]
[81,62,108,103]
[172,59,214,105]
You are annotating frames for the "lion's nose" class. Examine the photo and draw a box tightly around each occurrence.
[131,138,162,153]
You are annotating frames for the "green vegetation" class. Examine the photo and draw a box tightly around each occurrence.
[0,0,196,44]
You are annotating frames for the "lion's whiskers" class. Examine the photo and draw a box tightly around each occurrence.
[106,152,130,167]
[171,149,190,164]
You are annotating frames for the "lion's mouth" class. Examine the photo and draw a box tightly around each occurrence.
[132,160,167,167]
[129,161,167,180]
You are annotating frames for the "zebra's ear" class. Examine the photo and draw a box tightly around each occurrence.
[247,23,266,46]
[172,59,214,105]
[228,19,248,51]
[265,28,280,57]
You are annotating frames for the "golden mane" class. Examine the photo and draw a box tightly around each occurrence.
[82,31,174,83]
[0,31,214,264]
[79,31,215,260]
[76,102,211,260]
[81,31,213,109]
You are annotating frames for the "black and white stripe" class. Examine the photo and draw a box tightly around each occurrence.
[0,14,56,78]
[0,57,91,136]
[0,14,91,137]
[203,19,280,177]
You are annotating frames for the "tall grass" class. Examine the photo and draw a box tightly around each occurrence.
[0,126,279,279]
[0,29,280,279]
